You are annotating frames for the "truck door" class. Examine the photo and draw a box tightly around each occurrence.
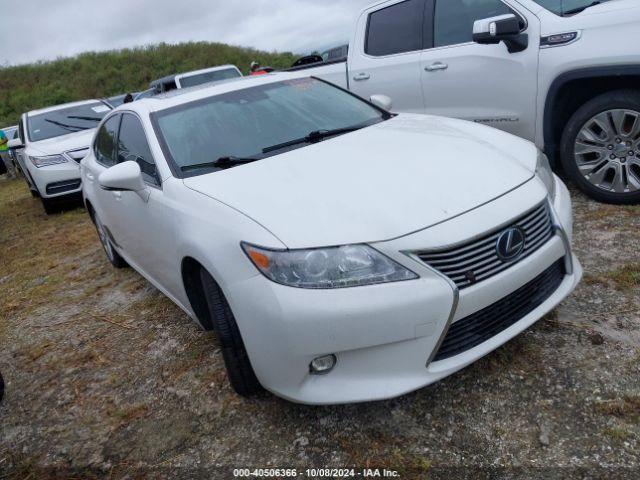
[420,0,540,141]
[348,0,429,114]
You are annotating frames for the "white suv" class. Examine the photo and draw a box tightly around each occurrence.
[82,75,581,404]
[14,100,112,213]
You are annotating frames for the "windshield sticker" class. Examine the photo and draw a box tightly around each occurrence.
[92,105,110,113]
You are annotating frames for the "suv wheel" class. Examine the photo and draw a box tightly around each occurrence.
[94,212,128,268]
[560,90,640,204]
[199,269,263,397]
[41,198,58,215]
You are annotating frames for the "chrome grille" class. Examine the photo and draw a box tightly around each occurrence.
[416,203,554,289]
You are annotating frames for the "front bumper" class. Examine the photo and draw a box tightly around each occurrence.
[27,159,82,199]
[227,176,581,405]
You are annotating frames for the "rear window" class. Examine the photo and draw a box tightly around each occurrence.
[178,68,242,89]
[27,102,111,142]
[365,0,425,56]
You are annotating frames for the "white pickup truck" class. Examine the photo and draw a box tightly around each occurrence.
[299,0,640,204]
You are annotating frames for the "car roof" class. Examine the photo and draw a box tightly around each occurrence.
[27,99,105,117]
[131,72,295,114]
[176,64,240,79]
[150,65,241,87]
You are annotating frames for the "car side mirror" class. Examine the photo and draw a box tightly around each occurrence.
[8,138,24,150]
[473,14,528,53]
[370,94,393,111]
[98,161,150,201]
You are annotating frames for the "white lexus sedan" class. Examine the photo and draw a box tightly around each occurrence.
[82,75,582,405]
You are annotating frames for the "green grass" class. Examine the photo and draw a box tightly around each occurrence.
[605,264,640,290]
[0,42,297,127]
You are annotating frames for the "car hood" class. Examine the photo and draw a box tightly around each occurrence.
[27,129,95,156]
[184,114,537,248]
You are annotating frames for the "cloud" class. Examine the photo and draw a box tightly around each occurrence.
[1,0,374,66]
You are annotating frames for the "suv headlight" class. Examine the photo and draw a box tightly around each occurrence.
[242,243,418,289]
[536,151,556,198]
[30,154,68,168]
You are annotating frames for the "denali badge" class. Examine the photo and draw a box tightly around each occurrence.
[496,227,525,262]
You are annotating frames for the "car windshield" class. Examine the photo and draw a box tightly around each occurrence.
[154,78,387,175]
[28,101,111,142]
[532,0,610,15]
[179,68,242,88]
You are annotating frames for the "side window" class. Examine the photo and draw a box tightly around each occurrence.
[434,0,513,49]
[117,114,159,186]
[366,0,425,57]
[94,115,120,167]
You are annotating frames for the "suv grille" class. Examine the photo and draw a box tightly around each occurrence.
[433,259,565,362]
[416,203,554,289]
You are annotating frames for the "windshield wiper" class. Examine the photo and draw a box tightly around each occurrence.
[563,1,602,15]
[180,155,261,172]
[67,115,103,122]
[262,126,364,154]
[44,118,86,133]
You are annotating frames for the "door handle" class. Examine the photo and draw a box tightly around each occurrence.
[425,62,448,72]
[86,172,94,181]
[112,191,122,199]
[353,72,371,81]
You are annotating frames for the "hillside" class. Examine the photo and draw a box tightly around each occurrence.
[0,42,297,127]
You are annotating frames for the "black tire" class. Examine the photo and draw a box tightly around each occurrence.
[41,198,59,215]
[93,212,128,268]
[560,90,640,204]
[30,189,39,198]
[199,269,262,396]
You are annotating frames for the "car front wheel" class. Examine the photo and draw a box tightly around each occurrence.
[560,90,640,204]
[199,269,263,397]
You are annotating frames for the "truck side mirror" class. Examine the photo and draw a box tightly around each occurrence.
[473,14,528,54]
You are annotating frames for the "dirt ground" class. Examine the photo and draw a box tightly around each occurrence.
[0,176,639,479]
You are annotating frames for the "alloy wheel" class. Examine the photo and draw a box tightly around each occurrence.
[574,109,640,193]
[95,214,115,262]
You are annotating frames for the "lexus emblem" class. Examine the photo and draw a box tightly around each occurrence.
[496,227,525,262]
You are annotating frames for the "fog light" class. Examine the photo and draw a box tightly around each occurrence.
[310,354,337,375]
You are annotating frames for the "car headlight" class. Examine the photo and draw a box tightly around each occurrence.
[536,151,556,198]
[30,154,68,168]
[242,243,418,289]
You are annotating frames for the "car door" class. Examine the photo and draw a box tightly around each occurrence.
[84,113,122,231]
[104,113,177,287]
[419,0,540,140]
[348,0,429,114]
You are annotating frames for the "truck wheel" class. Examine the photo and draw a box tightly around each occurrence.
[560,90,640,204]
[199,268,263,397]
[94,212,128,268]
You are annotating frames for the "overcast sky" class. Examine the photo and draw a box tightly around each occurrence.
[1,0,376,66]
